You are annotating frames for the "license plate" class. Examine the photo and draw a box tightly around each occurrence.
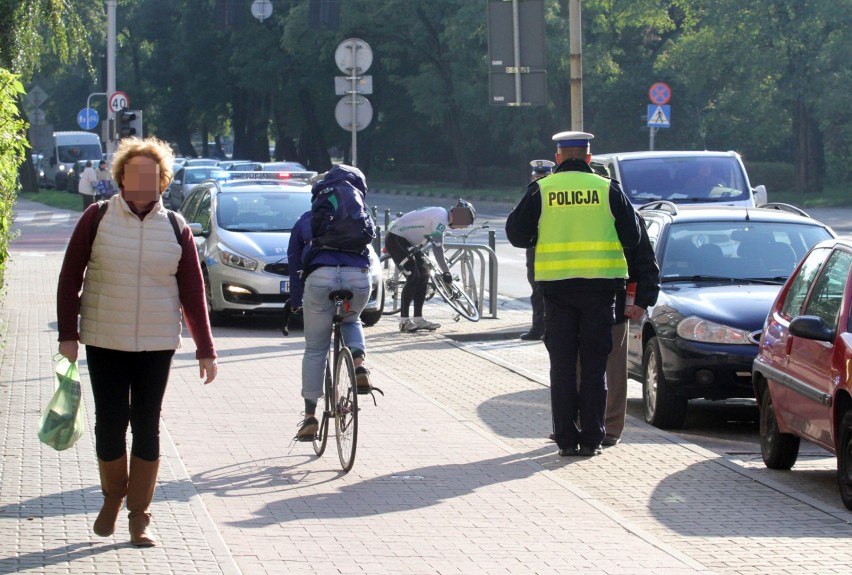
[280,280,290,294]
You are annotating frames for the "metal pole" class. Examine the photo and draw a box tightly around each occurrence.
[512,0,522,105]
[650,127,656,151]
[106,0,117,157]
[350,43,358,167]
[568,0,583,130]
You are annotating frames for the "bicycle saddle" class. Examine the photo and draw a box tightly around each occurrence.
[328,289,353,301]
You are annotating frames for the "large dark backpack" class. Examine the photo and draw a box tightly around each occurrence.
[309,180,376,253]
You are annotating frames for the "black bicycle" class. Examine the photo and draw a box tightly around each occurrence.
[283,290,359,472]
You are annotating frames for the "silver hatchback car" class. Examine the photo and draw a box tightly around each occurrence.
[179,172,384,326]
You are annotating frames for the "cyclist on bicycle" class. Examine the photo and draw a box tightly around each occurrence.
[287,165,374,441]
[384,199,476,332]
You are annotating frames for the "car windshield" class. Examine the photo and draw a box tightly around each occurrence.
[660,221,833,282]
[58,144,102,163]
[619,156,749,204]
[217,191,311,232]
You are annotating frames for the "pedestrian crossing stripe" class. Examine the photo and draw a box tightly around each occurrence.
[647,104,671,128]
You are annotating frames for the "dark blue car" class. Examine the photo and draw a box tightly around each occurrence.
[627,202,835,429]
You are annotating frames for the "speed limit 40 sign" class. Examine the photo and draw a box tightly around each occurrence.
[109,91,130,113]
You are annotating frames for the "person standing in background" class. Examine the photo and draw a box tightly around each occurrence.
[78,160,97,209]
[519,160,555,341]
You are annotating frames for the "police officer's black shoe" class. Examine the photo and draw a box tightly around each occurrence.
[520,329,544,341]
[558,446,579,456]
[577,444,603,457]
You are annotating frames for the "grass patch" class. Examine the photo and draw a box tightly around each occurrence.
[17,188,83,212]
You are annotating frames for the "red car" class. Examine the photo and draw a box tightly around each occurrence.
[753,237,852,509]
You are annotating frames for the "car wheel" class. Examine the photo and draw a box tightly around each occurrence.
[202,268,226,327]
[759,386,799,469]
[837,411,852,510]
[360,289,384,327]
[642,337,688,429]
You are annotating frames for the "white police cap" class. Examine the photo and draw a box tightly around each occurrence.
[552,131,594,148]
[530,159,555,173]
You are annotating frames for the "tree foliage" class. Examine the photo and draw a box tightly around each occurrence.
[24,0,852,193]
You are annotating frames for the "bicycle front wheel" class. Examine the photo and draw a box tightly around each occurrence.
[334,347,359,472]
[432,275,480,321]
[313,365,332,456]
[380,253,405,315]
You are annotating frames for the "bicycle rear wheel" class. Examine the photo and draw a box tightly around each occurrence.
[432,274,480,321]
[334,347,359,472]
[380,253,405,315]
[312,366,332,456]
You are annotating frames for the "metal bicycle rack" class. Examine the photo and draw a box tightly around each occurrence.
[443,239,499,319]
[376,208,500,319]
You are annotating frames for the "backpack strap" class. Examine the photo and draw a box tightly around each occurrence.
[90,201,110,243]
[166,210,183,244]
[89,201,183,246]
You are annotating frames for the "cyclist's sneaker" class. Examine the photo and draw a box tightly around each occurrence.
[400,319,420,332]
[296,417,319,441]
[412,317,441,331]
[355,365,372,393]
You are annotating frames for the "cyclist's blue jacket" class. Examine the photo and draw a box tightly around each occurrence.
[286,211,369,309]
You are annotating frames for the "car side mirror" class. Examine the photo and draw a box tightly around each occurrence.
[188,222,207,237]
[753,184,768,206]
[789,315,835,342]
[49,157,56,166]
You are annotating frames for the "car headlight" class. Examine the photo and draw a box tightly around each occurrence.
[676,316,752,344]
[217,244,258,271]
[58,165,66,171]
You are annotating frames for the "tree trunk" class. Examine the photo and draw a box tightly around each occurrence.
[297,88,331,171]
[793,97,824,194]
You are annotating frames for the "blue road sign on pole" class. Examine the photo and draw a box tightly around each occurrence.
[77,107,99,130]
[647,104,671,128]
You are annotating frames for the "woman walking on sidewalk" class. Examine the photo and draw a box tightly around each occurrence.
[56,136,218,547]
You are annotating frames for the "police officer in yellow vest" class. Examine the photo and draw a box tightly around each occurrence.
[506,131,641,456]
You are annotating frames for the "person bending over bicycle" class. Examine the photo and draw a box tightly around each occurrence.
[287,166,374,441]
[385,199,475,332]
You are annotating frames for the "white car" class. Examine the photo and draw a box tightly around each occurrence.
[593,150,768,207]
[178,172,383,326]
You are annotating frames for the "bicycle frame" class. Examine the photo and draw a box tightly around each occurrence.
[311,290,359,472]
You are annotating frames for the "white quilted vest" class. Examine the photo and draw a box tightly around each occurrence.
[79,196,184,352]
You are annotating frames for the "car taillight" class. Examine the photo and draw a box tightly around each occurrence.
[276,172,292,179]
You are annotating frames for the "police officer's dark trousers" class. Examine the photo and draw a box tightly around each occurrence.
[541,281,615,450]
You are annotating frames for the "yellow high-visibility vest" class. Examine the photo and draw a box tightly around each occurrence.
[534,171,628,281]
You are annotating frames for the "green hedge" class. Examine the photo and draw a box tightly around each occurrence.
[0,70,27,292]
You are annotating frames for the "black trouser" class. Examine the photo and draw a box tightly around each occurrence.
[385,233,429,318]
[540,283,616,450]
[525,247,544,331]
[86,346,175,462]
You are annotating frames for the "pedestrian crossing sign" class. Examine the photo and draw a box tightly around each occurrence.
[647,104,671,128]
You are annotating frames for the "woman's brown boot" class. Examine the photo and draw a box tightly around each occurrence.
[93,454,128,537]
[126,455,160,547]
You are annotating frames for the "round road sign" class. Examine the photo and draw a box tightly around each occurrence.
[648,82,671,105]
[77,107,100,130]
[335,38,373,74]
[335,95,373,132]
[109,91,129,113]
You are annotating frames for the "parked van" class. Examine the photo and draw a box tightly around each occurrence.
[43,131,103,190]
[592,150,768,208]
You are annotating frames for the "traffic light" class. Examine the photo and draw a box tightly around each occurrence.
[114,108,142,140]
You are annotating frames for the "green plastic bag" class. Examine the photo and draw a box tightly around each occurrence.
[37,357,85,451]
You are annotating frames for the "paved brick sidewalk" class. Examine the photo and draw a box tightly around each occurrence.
[3,200,852,574]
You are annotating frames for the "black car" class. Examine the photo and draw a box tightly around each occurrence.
[628,202,835,429]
